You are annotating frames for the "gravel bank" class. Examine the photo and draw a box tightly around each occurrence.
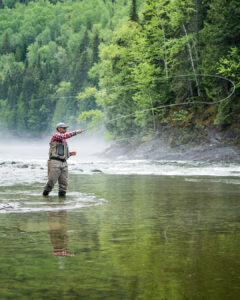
[104,128,240,163]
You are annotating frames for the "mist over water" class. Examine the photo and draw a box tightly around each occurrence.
[1,136,240,187]
[2,135,240,215]
[0,134,108,161]
[0,135,108,186]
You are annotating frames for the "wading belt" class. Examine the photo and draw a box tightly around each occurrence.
[50,157,66,162]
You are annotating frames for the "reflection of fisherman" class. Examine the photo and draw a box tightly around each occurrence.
[43,122,83,197]
[48,209,75,257]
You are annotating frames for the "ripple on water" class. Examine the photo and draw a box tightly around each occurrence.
[0,190,106,214]
[185,177,240,185]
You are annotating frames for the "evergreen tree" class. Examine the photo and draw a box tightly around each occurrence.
[0,0,4,9]
[129,0,138,22]
[92,31,100,64]
[1,32,11,54]
[79,29,89,54]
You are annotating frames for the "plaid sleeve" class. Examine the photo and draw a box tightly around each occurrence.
[51,131,77,142]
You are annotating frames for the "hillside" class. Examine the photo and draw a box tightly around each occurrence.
[0,0,239,143]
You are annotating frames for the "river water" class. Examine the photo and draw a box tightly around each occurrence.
[0,139,240,299]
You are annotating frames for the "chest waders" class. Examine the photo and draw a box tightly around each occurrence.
[49,141,70,162]
[44,141,70,196]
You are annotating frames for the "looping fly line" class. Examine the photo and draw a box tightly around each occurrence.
[84,73,236,130]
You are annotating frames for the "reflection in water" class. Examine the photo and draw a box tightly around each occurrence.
[1,174,240,299]
[47,198,75,257]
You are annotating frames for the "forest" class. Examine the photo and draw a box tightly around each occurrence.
[0,0,239,140]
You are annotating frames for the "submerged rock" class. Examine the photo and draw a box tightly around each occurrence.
[91,169,103,173]
[17,164,29,168]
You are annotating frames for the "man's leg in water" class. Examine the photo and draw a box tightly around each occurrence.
[43,160,61,195]
[58,162,68,197]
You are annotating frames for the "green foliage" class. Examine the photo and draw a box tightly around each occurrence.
[51,81,74,130]
[95,0,239,138]
[0,0,142,136]
[214,47,240,126]
[78,109,103,132]
[218,48,240,89]
[214,100,233,126]
[0,0,239,139]
[169,109,189,122]
[77,87,98,112]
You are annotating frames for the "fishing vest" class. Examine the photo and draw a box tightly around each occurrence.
[49,141,70,161]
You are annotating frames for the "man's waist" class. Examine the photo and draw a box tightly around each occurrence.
[50,157,66,162]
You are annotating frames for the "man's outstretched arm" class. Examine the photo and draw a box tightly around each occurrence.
[51,130,83,142]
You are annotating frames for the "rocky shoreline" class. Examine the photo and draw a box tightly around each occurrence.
[104,127,240,163]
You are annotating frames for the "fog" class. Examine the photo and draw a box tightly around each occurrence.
[1,133,240,188]
[0,133,109,162]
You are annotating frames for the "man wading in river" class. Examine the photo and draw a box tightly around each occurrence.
[43,123,83,197]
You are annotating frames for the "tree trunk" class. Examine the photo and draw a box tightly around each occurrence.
[183,24,200,97]
[157,9,168,78]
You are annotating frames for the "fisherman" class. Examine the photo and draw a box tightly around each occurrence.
[43,123,83,197]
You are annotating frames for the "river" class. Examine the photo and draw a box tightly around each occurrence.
[0,138,240,299]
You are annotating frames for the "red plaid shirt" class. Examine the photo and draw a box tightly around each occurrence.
[51,131,77,156]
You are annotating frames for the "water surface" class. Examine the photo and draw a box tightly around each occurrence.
[1,140,240,299]
[0,173,240,299]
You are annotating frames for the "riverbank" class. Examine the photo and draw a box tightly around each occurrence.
[104,127,240,163]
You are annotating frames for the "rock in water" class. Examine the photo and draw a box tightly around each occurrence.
[17,164,29,168]
[0,204,14,210]
[91,169,103,173]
